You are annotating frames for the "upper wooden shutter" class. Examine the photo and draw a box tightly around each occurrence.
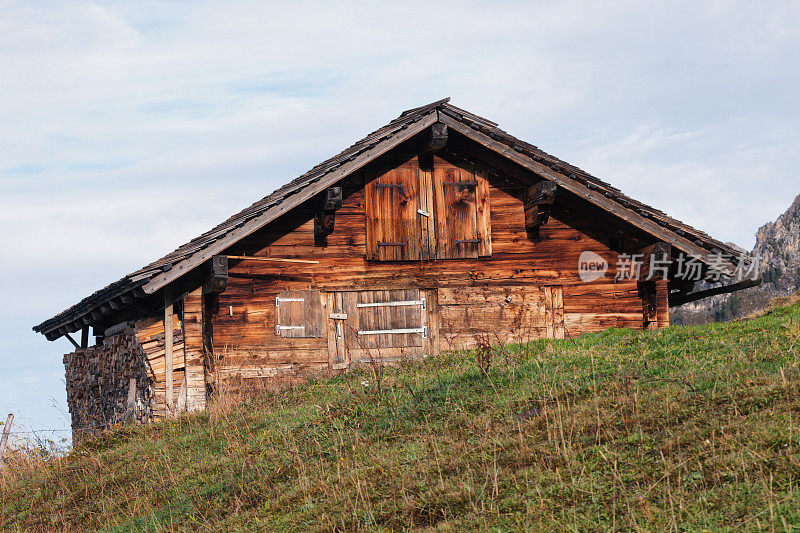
[433,165,492,259]
[365,167,423,261]
[275,290,322,338]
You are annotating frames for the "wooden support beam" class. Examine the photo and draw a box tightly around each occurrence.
[669,278,761,307]
[419,123,449,170]
[80,327,89,349]
[225,255,319,264]
[638,242,671,281]
[321,186,343,212]
[524,181,557,239]
[314,187,343,247]
[204,255,228,295]
[164,287,174,417]
[420,122,448,153]
[64,333,80,350]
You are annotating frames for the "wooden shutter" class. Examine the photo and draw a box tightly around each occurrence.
[354,289,425,349]
[365,167,423,261]
[433,165,491,259]
[544,286,565,339]
[276,290,322,338]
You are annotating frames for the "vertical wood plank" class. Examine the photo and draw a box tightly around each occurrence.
[433,166,451,259]
[552,286,565,339]
[364,170,380,260]
[183,287,207,411]
[640,281,659,330]
[544,286,554,339]
[164,287,174,416]
[655,280,669,329]
[423,289,439,357]
[344,291,359,356]
[419,164,436,260]
[476,169,492,257]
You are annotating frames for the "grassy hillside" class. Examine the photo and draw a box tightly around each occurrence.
[3,304,800,531]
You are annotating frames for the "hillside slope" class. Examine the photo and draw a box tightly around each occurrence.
[3,305,800,531]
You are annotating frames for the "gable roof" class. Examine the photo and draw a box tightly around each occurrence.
[33,98,749,340]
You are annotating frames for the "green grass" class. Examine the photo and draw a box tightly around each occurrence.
[3,304,800,531]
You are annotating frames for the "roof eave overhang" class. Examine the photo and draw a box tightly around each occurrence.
[140,111,439,295]
[437,112,740,276]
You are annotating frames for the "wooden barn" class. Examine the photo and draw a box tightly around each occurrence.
[33,99,757,437]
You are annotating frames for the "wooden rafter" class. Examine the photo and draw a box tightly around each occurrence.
[669,278,761,307]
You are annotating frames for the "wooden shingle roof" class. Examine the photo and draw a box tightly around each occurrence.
[34,98,749,340]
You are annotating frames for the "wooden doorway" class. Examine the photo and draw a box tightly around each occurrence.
[325,289,435,369]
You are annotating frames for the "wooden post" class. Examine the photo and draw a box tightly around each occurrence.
[80,327,89,349]
[176,379,187,413]
[164,287,174,417]
[125,378,137,422]
[0,413,14,465]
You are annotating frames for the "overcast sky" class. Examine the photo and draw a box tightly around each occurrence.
[1,0,798,441]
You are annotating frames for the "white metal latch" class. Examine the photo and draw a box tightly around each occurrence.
[276,325,305,334]
[357,327,427,337]
[276,297,305,305]
[417,209,430,217]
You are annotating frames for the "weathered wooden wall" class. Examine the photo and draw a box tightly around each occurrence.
[62,140,676,433]
[203,154,649,384]
[134,290,206,418]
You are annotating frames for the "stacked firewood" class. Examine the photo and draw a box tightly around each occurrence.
[63,330,154,441]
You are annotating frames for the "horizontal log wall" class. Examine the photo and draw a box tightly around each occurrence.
[135,315,185,419]
[208,155,647,384]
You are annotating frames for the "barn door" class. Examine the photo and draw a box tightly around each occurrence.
[326,289,431,367]
[544,285,565,339]
[433,165,491,259]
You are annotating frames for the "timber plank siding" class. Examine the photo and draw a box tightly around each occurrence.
[36,100,756,437]
[208,154,640,379]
